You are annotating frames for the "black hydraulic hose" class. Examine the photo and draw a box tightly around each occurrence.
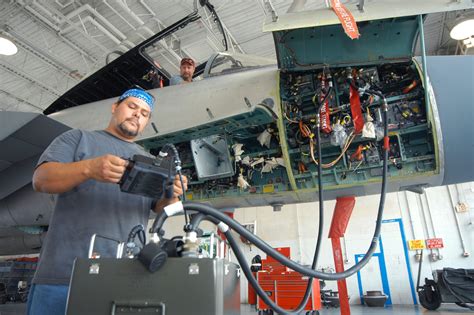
[189,213,207,230]
[183,103,388,281]
[160,143,181,165]
[226,229,305,315]
[160,143,189,225]
[150,210,167,235]
[441,269,474,310]
[190,209,322,314]
[154,98,388,281]
[312,87,333,109]
[189,214,320,314]
[127,224,145,243]
[151,94,388,282]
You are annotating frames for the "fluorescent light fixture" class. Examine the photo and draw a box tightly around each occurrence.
[0,36,18,56]
[450,18,474,40]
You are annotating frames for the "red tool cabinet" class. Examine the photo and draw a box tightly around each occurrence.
[254,247,321,314]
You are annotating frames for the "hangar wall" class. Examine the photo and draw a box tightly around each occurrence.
[163,182,474,305]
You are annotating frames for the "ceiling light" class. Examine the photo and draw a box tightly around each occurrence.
[463,37,474,49]
[450,18,474,40]
[0,36,18,56]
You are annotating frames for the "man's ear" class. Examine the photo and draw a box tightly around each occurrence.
[111,102,118,113]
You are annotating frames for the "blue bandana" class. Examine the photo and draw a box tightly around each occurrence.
[118,88,155,111]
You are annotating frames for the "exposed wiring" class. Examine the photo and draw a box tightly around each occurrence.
[309,132,355,168]
[352,159,364,173]
[299,121,313,138]
[177,93,388,282]
[284,112,299,124]
[149,90,390,313]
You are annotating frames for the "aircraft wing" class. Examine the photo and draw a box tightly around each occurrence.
[0,111,70,200]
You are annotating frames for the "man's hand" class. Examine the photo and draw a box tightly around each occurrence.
[171,174,188,198]
[154,174,188,213]
[33,154,128,194]
[86,154,128,183]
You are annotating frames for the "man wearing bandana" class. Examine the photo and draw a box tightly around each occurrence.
[27,89,187,314]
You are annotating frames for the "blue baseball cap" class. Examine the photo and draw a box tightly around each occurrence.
[118,88,155,111]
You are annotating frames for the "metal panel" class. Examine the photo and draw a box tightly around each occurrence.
[0,138,43,163]
[425,56,474,185]
[191,135,235,181]
[0,112,70,199]
[0,233,44,255]
[66,257,240,315]
[0,112,38,141]
[274,16,419,70]
[0,185,54,228]
[262,0,472,32]
[50,66,280,141]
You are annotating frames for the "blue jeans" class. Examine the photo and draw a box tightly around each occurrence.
[26,284,69,315]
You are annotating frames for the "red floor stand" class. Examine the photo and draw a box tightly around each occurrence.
[328,196,356,315]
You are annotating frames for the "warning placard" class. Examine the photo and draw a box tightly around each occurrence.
[426,238,444,249]
[408,239,426,250]
[330,0,360,39]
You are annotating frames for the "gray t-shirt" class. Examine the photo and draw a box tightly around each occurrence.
[33,129,154,285]
[169,75,185,85]
[169,75,195,86]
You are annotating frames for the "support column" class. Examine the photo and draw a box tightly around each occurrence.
[328,196,356,315]
[331,237,351,314]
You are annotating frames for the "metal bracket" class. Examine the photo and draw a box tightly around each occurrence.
[88,233,125,259]
[357,0,365,12]
[244,97,252,108]
[264,0,278,22]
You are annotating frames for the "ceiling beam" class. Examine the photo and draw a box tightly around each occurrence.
[0,89,44,112]
[14,2,99,66]
[2,26,82,80]
[436,12,447,55]
[0,63,61,97]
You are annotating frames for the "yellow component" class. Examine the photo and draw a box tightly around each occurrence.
[411,105,420,114]
[342,115,351,125]
[263,184,275,193]
[408,239,426,251]
[186,192,194,200]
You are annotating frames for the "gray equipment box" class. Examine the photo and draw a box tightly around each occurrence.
[66,257,240,315]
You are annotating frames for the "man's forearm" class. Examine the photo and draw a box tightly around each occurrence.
[33,160,92,194]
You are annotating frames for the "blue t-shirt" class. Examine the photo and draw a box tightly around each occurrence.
[33,129,154,285]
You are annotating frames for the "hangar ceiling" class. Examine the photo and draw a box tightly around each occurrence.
[0,0,472,113]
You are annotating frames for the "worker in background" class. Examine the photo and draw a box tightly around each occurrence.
[169,57,196,85]
[27,88,187,315]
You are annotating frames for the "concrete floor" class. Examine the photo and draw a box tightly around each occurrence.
[0,303,472,314]
[0,302,26,315]
[240,304,473,314]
